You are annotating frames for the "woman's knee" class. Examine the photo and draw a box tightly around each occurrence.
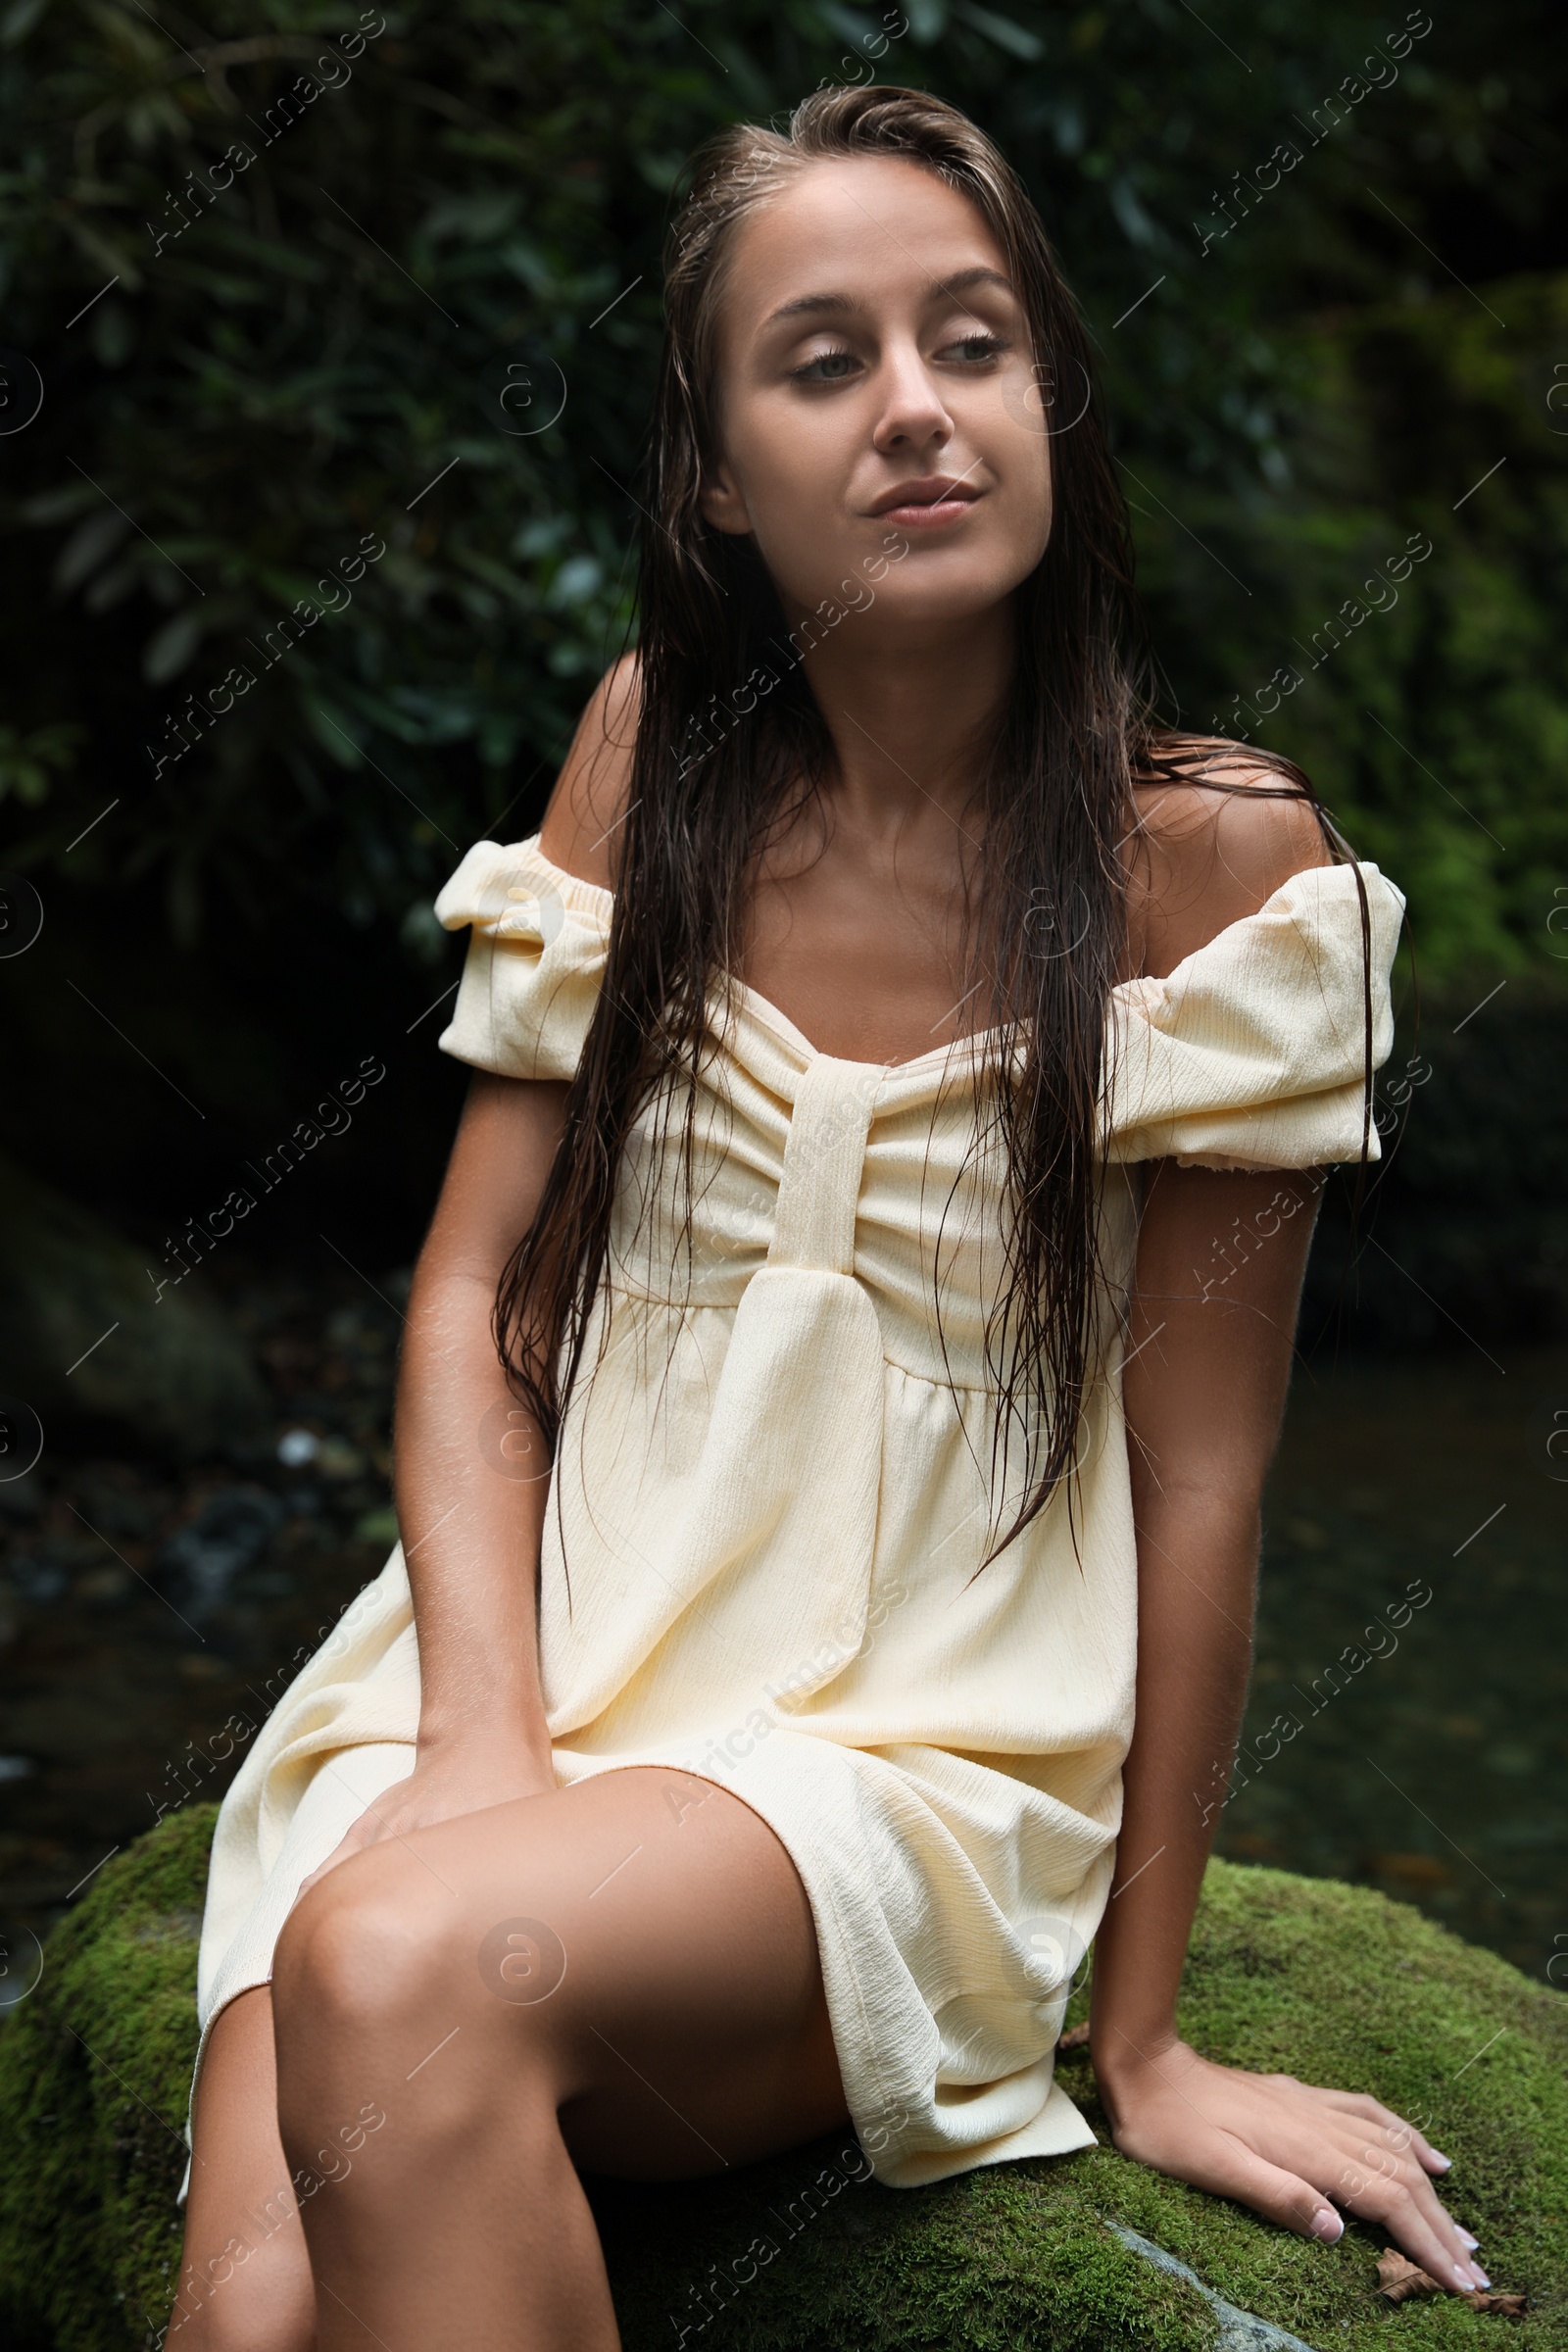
[269,1839,573,2149]
[271,1843,466,2059]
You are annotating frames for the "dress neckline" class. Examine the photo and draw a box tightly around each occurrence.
[525,844,1004,1073]
[517,835,1388,1078]
[717,975,1004,1078]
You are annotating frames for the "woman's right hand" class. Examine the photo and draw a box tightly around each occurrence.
[294,1722,557,1901]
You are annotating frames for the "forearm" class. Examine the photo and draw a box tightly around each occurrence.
[388,1070,571,1762]
[394,1258,554,1755]
[1090,1484,1258,2072]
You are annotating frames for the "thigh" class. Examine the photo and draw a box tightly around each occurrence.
[173,1985,315,2352]
[554,1765,850,2177]
[304,1763,852,2181]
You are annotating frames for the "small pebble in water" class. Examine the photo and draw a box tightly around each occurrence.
[277,1429,319,1468]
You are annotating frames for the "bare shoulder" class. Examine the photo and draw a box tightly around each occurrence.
[1126,737,1335,981]
[535,650,643,891]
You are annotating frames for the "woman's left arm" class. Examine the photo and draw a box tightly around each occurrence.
[1092,1155,1487,2292]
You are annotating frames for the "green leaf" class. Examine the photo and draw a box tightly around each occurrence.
[0,0,49,47]
[142,607,204,684]
[956,1,1044,62]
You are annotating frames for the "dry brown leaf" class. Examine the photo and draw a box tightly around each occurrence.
[1057,2022,1091,2052]
[1377,2251,1527,2316]
[1377,2249,1442,2302]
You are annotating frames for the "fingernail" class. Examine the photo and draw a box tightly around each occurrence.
[1456,2229,1479,2249]
[1428,2149,1452,2171]
[1310,2210,1344,2244]
[1472,2267,1492,2289]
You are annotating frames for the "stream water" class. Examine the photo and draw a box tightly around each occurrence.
[1,1289,1563,2006]
[1217,1343,1567,1987]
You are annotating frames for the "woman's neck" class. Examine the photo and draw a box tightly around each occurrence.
[785,597,1014,838]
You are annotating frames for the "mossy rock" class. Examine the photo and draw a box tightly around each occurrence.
[1,1806,1563,2351]
[0,1151,270,1458]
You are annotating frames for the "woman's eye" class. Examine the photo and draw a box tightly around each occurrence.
[791,347,859,383]
[944,331,1010,364]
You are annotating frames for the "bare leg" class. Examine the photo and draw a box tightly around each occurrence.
[169,1985,316,2351]
[268,1767,850,2351]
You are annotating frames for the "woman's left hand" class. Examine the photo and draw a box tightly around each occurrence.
[1094,2035,1489,2294]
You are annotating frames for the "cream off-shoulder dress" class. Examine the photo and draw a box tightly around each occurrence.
[183,834,1403,2199]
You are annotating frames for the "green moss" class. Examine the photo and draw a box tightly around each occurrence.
[0,1805,222,2352]
[1055,1864,1568,2350]
[1,1814,1562,2351]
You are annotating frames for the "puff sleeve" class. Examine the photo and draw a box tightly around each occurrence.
[434,836,612,1082]
[1102,860,1405,1170]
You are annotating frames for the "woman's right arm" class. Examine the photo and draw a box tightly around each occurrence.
[295,655,641,1885]
[294,1070,569,1889]
[395,1067,571,1776]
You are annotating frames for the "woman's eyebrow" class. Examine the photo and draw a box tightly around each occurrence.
[940,265,1017,303]
[760,264,1016,331]
[761,289,861,329]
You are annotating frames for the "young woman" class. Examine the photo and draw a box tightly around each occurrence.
[171,84,1482,2351]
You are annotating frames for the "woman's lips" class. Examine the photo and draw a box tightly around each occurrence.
[877,494,981,528]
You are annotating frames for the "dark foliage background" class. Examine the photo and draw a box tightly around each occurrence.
[0,0,1564,2124]
[1,0,1566,1318]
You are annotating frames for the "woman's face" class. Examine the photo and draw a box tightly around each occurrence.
[698,154,1054,639]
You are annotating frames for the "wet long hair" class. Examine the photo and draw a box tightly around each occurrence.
[493,84,1354,1569]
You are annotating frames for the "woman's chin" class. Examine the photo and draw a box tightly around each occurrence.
[846,571,1031,636]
